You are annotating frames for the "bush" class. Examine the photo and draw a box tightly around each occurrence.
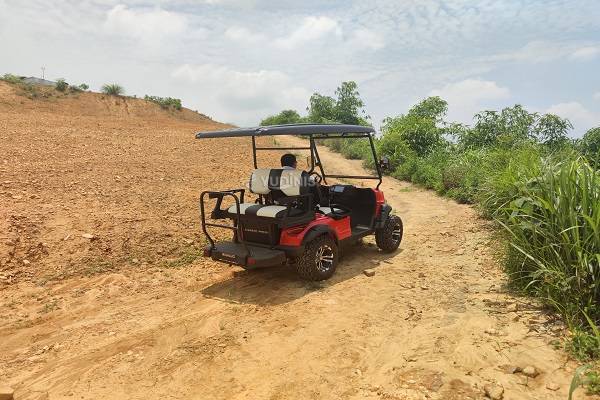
[144,95,182,110]
[78,83,89,91]
[0,73,22,84]
[55,78,68,92]
[339,137,372,160]
[101,83,124,96]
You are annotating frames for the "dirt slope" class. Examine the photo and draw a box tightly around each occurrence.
[0,81,273,284]
[0,85,594,399]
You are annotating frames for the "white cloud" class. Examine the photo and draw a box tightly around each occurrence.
[171,64,310,124]
[275,16,341,49]
[429,79,510,124]
[594,92,600,101]
[570,46,600,61]
[104,5,188,42]
[546,102,600,135]
[349,28,385,50]
[491,41,576,64]
[225,26,266,44]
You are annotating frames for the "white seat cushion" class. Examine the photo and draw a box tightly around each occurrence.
[227,203,290,218]
[227,203,260,214]
[255,205,288,218]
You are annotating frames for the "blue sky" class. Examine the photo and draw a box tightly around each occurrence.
[1,0,599,136]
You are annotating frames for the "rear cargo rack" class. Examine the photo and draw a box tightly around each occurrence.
[199,189,249,258]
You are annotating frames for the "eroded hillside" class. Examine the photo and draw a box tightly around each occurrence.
[0,81,274,284]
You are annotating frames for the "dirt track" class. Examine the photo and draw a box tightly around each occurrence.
[0,83,593,399]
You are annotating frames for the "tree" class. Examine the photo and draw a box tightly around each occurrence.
[265,81,370,126]
[78,83,89,91]
[333,81,370,125]
[379,97,449,157]
[460,105,539,149]
[534,114,572,148]
[307,93,336,123]
[260,109,302,126]
[407,96,447,121]
[580,127,600,167]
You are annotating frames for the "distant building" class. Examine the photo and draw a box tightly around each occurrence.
[20,77,56,86]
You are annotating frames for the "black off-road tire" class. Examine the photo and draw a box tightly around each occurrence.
[295,235,338,281]
[375,214,403,252]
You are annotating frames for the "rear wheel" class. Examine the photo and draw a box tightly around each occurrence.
[295,235,338,281]
[375,214,403,252]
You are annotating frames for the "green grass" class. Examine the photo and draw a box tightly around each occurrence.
[497,158,599,326]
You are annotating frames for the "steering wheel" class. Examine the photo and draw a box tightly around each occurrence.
[309,171,323,184]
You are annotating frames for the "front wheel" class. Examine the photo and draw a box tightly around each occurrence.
[375,214,403,252]
[295,235,338,281]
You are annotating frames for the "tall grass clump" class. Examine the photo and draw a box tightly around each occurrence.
[101,83,124,96]
[497,158,600,328]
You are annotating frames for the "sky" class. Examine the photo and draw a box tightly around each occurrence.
[1,0,599,136]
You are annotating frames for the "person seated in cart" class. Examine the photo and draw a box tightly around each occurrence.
[281,153,297,170]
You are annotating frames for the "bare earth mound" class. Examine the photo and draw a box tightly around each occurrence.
[0,83,595,399]
[0,81,269,283]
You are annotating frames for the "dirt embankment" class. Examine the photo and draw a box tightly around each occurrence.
[0,81,276,284]
[0,84,595,399]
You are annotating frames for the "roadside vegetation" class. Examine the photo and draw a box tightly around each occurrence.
[1,73,89,97]
[144,95,182,110]
[2,74,186,115]
[262,82,600,388]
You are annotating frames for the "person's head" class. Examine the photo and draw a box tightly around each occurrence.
[280,153,297,169]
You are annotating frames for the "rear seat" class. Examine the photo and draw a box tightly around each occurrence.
[227,168,310,219]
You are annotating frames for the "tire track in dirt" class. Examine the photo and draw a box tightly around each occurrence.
[0,135,593,399]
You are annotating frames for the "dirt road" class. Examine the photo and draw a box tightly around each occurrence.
[1,129,590,398]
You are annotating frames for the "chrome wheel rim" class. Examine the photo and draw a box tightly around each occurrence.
[316,245,334,272]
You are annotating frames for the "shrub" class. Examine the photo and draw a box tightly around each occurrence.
[339,137,371,160]
[55,78,68,92]
[144,95,182,110]
[78,83,89,91]
[0,73,22,84]
[101,83,124,96]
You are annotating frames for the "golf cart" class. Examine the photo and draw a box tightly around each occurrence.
[196,124,403,281]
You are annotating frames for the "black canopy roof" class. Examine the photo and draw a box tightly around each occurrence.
[195,123,375,139]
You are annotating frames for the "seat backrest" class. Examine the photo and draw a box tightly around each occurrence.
[249,169,309,196]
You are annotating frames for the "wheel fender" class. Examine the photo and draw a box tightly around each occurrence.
[375,204,392,229]
[301,225,338,246]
